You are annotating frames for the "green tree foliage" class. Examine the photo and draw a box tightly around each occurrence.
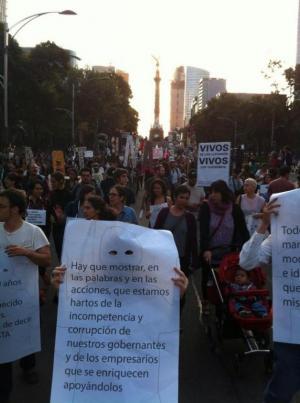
[0,24,138,149]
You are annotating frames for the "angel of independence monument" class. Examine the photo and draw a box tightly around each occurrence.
[149,57,164,142]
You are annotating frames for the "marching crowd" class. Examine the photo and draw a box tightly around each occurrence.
[0,145,299,403]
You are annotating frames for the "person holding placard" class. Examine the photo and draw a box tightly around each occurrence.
[0,190,51,403]
[239,197,300,403]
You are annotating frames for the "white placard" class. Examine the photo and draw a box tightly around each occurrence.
[51,220,180,403]
[84,150,94,159]
[26,209,46,226]
[0,252,40,363]
[271,189,300,344]
[152,147,163,160]
[197,142,231,187]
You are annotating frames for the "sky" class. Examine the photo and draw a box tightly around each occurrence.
[7,0,300,136]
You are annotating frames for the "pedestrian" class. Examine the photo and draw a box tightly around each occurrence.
[154,184,198,277]
[199,180,249,313]
[267,166,295,199]
[113,168,135,206]
[145,178,172,228]
[108,185,138,224]
[239,198,300,403]
[48,172,72,261]
[237,178,265,236]
[0,189,51,403]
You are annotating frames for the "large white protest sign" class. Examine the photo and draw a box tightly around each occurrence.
[197,142,231,187]
[271,189,300,344]
[51,220,180,403]
[0,252,40,363]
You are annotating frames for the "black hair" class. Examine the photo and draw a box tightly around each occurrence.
[0,189,27,217]
[28,180,44,195]
[113,185,127,203]
[149,179,167,204]
[173,184,191,199]
[80,167,92,175]
[51,171,65,182]
[86,195,115,220]
[79,184,95,204]
[279,166,291,176]
[210,180,234,203]
[113,168,128,182]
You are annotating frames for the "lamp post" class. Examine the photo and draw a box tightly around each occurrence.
[217,116,237,147]
[3,9,77,145]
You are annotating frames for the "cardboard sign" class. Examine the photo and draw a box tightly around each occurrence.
[26,210,46,226]
[52,151,65,174]
[197,142,231,187]
[51,220,180,403]
[0,252,40,363]
[271,189,300,344]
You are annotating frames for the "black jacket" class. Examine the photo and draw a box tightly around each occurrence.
[198,201,249,254]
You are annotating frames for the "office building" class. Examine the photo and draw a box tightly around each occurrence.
[92,65,115,74]
[198,77,226,110]
[0,0,6,22]
[170,66,185,130]
[184,66,209,126]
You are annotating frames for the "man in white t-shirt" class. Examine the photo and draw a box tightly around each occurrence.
[0,190,50,403]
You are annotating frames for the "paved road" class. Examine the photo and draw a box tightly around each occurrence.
[10,189,285,403]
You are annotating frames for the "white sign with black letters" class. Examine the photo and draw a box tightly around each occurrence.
[197,142,231,187]
[271,189,300,344]
[51,220,180,403]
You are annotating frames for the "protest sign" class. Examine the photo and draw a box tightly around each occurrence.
[84,150,94,159]
[51,220,180,403]
[0,252,40,363]
[52,150,65,174]
[26,209,46,226]
[152,147,163,160]
[197,142,231,187]
[271,189,300,344]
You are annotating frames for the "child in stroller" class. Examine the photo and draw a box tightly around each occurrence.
[229,268,268,318]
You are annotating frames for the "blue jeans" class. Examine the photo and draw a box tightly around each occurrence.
[264,342,300,403]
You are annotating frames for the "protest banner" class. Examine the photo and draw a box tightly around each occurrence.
[26,209,46,226]
[0,252,40,363]
[197,142,231,187]
[271,189,300,344]
[52,150,65,174]
[51,220,180,403]
[84,150,94,159]
[152,147,163,160]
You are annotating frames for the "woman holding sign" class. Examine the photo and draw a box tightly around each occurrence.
[240,197,300,403]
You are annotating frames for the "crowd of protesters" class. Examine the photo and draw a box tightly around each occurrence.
[0,144,299,403]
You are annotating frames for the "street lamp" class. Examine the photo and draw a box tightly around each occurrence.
[3,9,77,145]
[217,116,237,147]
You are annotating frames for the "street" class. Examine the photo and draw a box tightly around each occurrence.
[10,190,271,403]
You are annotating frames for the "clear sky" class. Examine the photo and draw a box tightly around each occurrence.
[7,0,299,136]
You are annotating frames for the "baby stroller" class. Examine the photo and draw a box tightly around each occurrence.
[205,252,272,370]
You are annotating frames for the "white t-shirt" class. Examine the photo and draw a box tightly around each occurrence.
[0,221,49,253]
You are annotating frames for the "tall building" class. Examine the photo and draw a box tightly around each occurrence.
[198,77,226,110]
[0,0,6,22]
[170,66,185,130]
[92,65,115,74]
[184,66,209,125]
